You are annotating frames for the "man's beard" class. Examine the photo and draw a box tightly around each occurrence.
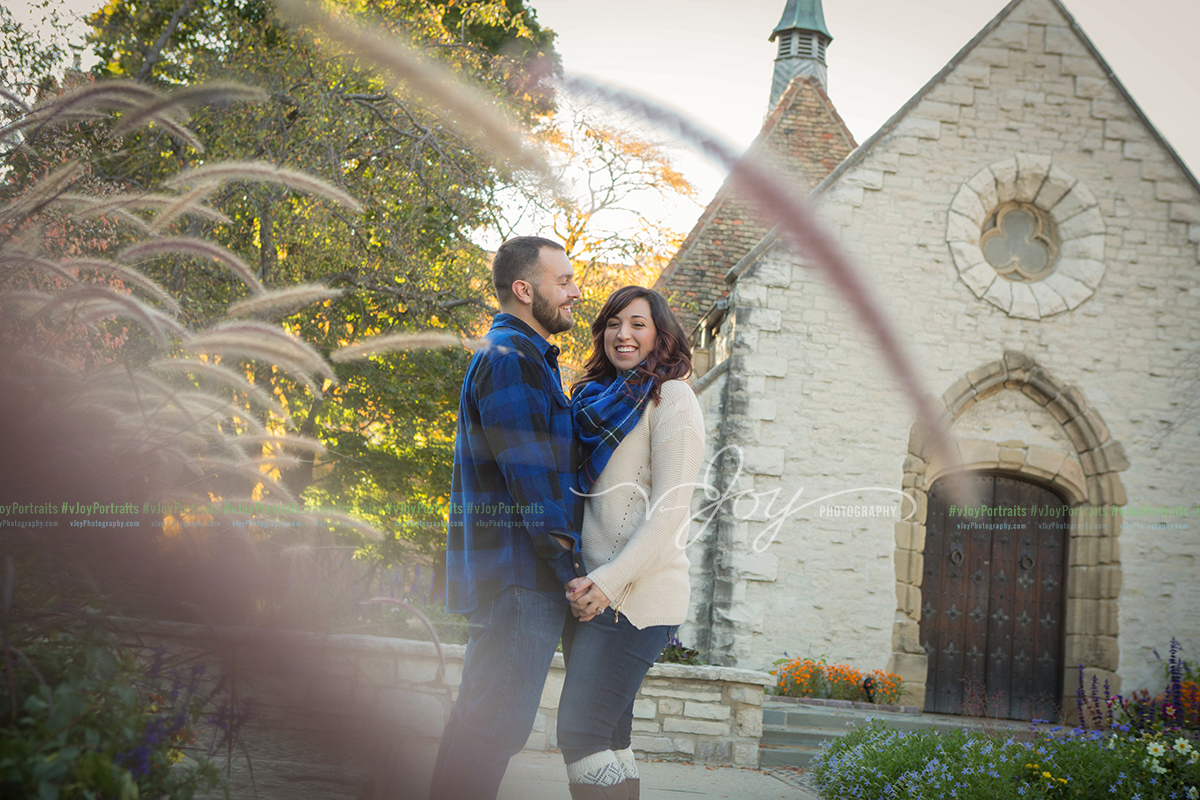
[531,286,573,334]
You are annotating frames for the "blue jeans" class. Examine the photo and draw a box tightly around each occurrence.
[428,585,567,800]
[557,609,675,763]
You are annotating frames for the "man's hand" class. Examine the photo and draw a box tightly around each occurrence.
[566,576,609,620]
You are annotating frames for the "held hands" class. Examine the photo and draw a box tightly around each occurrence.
[565,576,609,623]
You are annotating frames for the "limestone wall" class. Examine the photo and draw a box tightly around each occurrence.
[131,620,770,770]
[698,0,1200,703]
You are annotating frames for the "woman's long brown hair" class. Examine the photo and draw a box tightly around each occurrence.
[571,286,692,403]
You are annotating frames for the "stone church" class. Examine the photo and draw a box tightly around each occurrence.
[658,0,1200,717]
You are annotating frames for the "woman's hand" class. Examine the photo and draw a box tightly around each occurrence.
[566,577,609,621]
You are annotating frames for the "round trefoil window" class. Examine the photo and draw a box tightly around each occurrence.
[980,202,1058,282]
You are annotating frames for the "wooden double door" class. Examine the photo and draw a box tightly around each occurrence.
[920,473,1067,720]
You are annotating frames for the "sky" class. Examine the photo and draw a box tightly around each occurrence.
[10,0,1198,233]
[529,0,1200,227]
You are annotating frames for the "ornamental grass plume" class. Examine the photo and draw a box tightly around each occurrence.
[0,79,382,625]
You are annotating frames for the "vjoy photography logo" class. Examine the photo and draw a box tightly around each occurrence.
[576,445,917,554]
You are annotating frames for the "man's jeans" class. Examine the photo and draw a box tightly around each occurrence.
[557,609,675,763]
[427,585,566,800]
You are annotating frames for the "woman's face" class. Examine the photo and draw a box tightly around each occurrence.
[603,297,657,372]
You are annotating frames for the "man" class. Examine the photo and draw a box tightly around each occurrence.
[428,236,586,800]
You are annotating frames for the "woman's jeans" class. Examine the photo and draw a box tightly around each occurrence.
[557,609,675,763]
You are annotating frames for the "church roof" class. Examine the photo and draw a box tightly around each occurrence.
[654,76,856,333]
[724,0,1200,286]
[770,0,832,42]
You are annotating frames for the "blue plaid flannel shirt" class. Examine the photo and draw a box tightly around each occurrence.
[444,313,585,614]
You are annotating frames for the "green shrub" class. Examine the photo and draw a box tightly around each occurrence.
[0,609,222,800]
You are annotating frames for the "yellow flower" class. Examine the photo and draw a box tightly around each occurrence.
[1042,771,1052,780]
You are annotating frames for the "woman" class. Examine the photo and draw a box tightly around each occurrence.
[557,286,706,800]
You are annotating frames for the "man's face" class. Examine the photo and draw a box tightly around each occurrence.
[528,248,580,336]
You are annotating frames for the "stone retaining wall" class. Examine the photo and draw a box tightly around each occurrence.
[130,620,771,768]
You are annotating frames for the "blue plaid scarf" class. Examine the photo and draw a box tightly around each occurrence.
[572,369,655,494]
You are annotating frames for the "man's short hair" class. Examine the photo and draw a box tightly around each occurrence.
[492,236,564,305]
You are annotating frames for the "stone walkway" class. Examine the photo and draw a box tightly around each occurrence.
[497,749,822,800]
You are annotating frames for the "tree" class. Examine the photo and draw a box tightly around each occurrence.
[493,98,699,374]
[72,0,561,564]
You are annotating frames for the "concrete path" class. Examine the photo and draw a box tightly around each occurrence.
[498,749,821,800]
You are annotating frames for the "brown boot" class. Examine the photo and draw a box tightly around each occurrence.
[567,781,630,799]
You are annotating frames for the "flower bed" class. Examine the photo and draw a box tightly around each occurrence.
[771,656,903,705]
[812,722,1200,800]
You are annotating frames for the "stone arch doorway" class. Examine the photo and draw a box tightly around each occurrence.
[920,472,1068,721]
[889,351,1127,716]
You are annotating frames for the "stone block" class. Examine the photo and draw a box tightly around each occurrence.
[1015,153,1053,202]
[1034,166,1077,210]
[1025,445,1068,476]
[998,447,1025,468]
[658,698,683,715]
[1060,233,1105,261]
[1058,458,1086,499]
[896,117,942,140]
[631,735,681,754]
[1029,281,1069,317]
[695,740,733,764]
[733,742,759,767]
[1061,55,1104,78]
[638,685,722,702]
[959,438,1000,467]
[1098,536,1119,565]
[1058,206,1106,242]
[736,706,762,737]
[742,354,789,377]
[663,717,730,736]
[890,652,928,685]
[1043,25,1080,54]
[991,157,1019,202]
[741,446,785,476]
[684,701,730,721]
[947,210,982,244]
[737,306,781,331]
[951,185,985,222]
[633,698,657,719]
[1170,203,1200,224]
[1057,258,1105,290]
[895,550,924,585]
[1155,180,1195,203]
[1070,536,1101,568]
[988,22,1029,50]
[727,685,764,706]
[732,551,778,582]
[1074,76,1106,99]
[972,47,1010,67]
[358,656,396,688]
[1042,273,1092,310]
[1096,565,1122,599]
[983,278,1013,312]
[1008,282,1041,319]
[893,617,923,655]
[966,168,1000,211]
[896,582,921,620]
[960,262,997,298]
[631,719,660,733]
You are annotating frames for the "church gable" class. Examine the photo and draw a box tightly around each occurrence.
[655,76,855,333]
[814,0,1199,237]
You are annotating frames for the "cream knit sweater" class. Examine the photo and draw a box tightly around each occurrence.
[582,379,705,629]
